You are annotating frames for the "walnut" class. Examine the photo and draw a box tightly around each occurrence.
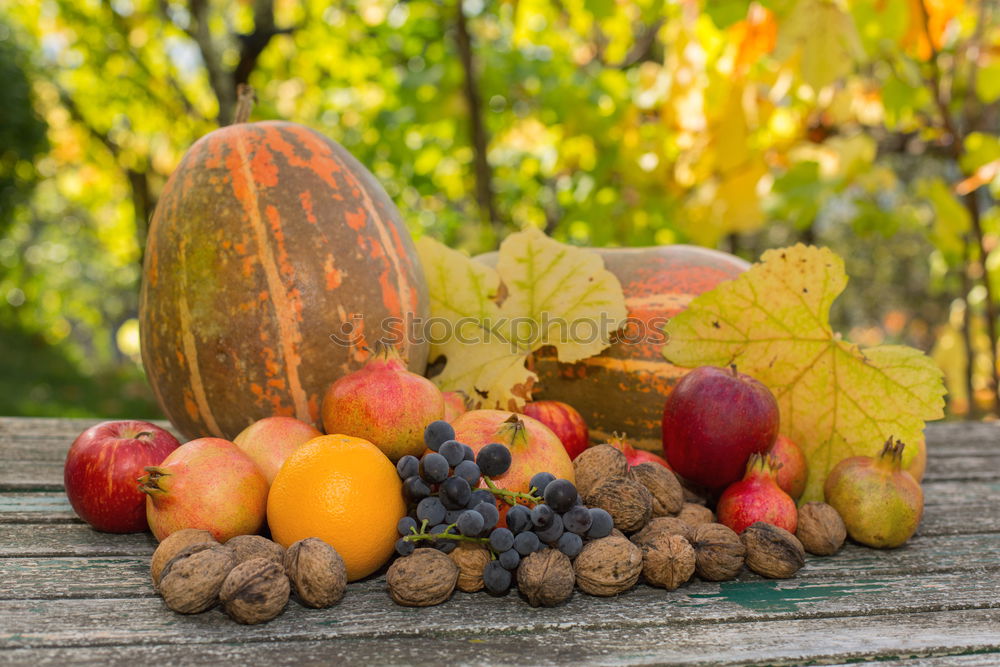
[641,533,696,590]
[796,502,847,556]
[517,548,575,607]
[158,544,237,614]
[631,516,692,548]
[742,522,805,579]
[585,477,653,533]
[628,463,684,516]
[386,548,459,607]
[219,558,290,624]
[689,523,745,581]
[677,503,715,527]
[573,444,629,497]
[150,529,217,587]
[225,535,285,566]
[284,538,347,609]
[449,543,491,593]
[574,535,643,596]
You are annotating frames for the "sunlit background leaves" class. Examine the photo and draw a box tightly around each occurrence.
[0,0,997,418]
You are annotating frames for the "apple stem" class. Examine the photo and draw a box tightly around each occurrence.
[730,363,738,377]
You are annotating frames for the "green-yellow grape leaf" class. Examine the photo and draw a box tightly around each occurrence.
[662,244,945,502]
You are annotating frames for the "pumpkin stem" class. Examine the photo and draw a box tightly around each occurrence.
[232,84,256,125]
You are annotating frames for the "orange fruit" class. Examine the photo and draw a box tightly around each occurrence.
[267,434,405,581]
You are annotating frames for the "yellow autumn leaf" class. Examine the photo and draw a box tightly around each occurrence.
[774,0,863,91]
[662,245,945,502]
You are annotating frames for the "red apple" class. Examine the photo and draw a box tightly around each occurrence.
[606,433,672,470]
[662,365,779,490]
[522,400,589,460]
[442,391,468,422]
[233,416,321,484]
[768,435,808,500]
[64,420,180,533]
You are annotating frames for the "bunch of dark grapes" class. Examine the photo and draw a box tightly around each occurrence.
[394,419,615,599]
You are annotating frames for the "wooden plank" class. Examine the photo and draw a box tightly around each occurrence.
[5,532,1000,601]
[0,524,157,557]
[0,605,998,665]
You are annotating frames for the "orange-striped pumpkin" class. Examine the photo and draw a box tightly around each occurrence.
[480,245,748,452]
[140,121,428,440]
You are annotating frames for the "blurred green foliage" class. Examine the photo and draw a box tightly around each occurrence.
[0,0,998,418]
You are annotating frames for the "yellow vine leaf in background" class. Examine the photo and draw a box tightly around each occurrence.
[417,229,627,410]
[774,0,864,91]
[662,245,946,502]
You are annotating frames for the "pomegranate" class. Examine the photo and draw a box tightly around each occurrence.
[769,435,808,500]
[662,365,779,490]
[451,410,574,520]
[233,416,321,484]
[442,391,468,422]
[606,433,671,470]
[522,400,589,460]
[64,420,180,533]
[717,454,797,534]
[138,438,268,542]
[321,345,444,461]
[824,438,923,548]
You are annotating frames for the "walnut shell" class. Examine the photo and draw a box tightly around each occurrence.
[386,548,459,607]
[677,503,715,527]
[585,477,653,533]
[628,463,684,516]
[449,543,491,593]
[689,523,745,581]
[641,533,696,590]
[158,544,237,614]
[517,548,575,607]
[573,445,629,497]
[219,557,290,624]
[284,538,347,609]
[150,529,217,587]
[574,535,643,596]
[742,522,806,578]
[796,502,847,556]
[631,517,692,548]
[225,535,285,566]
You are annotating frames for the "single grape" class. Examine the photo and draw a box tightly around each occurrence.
[463,444,476,462]
[513,530,540,556]
[395,538,415,556]
[483,560,512,595]
[586,507,614,539]
[476,443,512,477]
[454,460,482,486]
[457,509,486,536]
[440,476,472,510]
[396,455,419,481]
[439,440,466,468]
[402,476,431,503]
[531,503,555,529]
[557,532,583,558]
[468,488,494,509]
[505,504,532,534]
[445,509,464,524]
[419,452,449,484]
[437,541,457,554]
[424,420,455,452]
[498,548,520,571]
[489,527,515,552]
[543,479,578,514]
[430,522,452,535]
[528,471,556,496]
[474,501,500,531]
[397,516,418,536]
[416,497,446,525]
[534,512,564,544]
[562,505,593,535]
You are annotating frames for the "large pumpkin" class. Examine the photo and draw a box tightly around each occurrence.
[140,121,428,440]
[479,245,747,452]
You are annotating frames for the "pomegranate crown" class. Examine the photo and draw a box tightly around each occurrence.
[878,437,906,469]
[137,466,171,497]
[744,452,783,478]
[363,340,406,366]
[607,432,632,450]
[497,414,530,449]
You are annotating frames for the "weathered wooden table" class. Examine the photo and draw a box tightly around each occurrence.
[2,417,999,665]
